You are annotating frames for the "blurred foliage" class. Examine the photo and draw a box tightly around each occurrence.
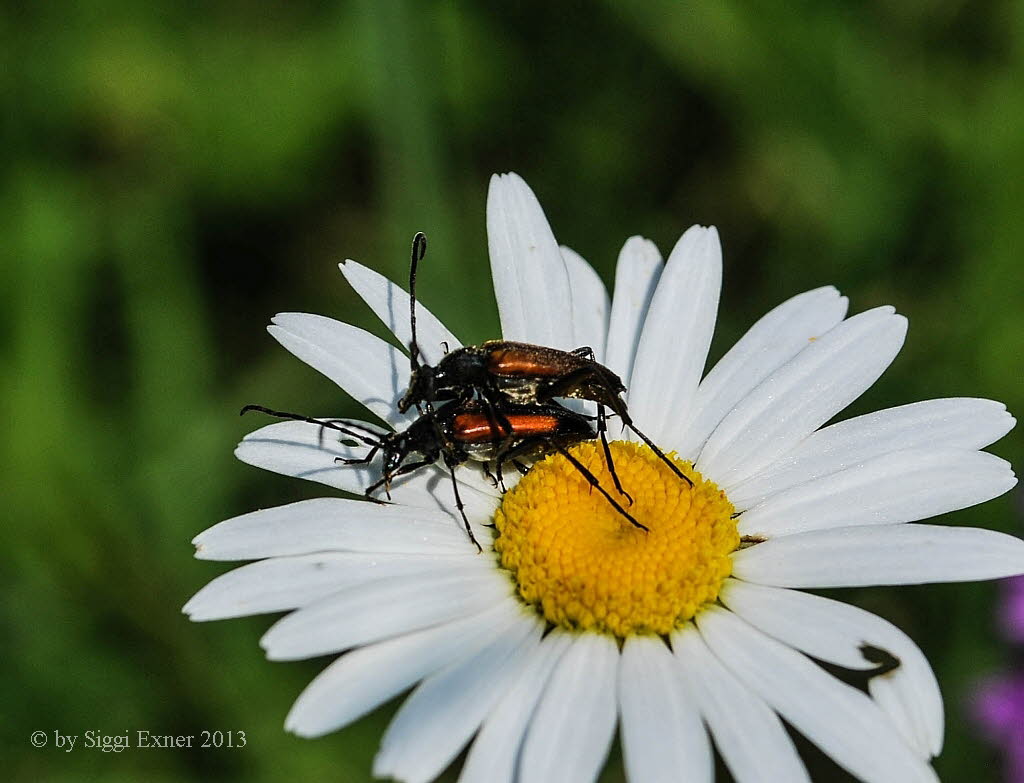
[4,0,1022,780]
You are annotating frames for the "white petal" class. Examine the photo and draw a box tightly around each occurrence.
[676,286,848,459]
[458,630,575,783]
[520,633,619,783]
[192,498,483,561]
[696,607,938,783]
[487,172,575,350]
[236,418,384,495]
[339,258,462,365]
[871,677,932,758]
[699,307,907,487]
[628,226,722,448]
[732,523,1024,588]
[729,398,1016,509]
[603,236,662,382]
[260,566,511,660]
[268,313,414,428]
[671,625,810,783]
[560,245,610,363]
[619,636,712,783]
[184,552,483,621]
[234,419,501,521]
[285,601,524,737]
[373,614,543,783]
[720,579,943,756]
[737,448,1016,537]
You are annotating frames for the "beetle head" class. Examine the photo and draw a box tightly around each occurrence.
[399,364,436,413]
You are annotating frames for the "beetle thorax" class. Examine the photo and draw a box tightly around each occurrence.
[434,348,491,389]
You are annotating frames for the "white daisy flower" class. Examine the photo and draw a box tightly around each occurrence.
[185,172,1023,783]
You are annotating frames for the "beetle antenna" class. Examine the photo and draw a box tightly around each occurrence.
[408,232,427,372]
[240,404,383,448]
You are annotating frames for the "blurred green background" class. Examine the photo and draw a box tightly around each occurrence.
[5,0,1022,780]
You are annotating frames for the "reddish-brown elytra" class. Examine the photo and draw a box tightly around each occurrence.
[453,411,562,442]
[486,344,576,377]
[398,232,693,496]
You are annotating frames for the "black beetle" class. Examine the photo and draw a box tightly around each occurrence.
[398,233,692,495]
[242,400,646,551]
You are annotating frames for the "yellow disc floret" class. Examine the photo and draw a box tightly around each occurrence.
[494,440,738,638]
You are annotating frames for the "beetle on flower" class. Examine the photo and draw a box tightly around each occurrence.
[186,172,1022,783]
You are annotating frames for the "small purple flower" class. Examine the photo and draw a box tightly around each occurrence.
[1000,576,1024,643]
[973,673,1024,783]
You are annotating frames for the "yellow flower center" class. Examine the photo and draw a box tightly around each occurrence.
[494,441,738,638]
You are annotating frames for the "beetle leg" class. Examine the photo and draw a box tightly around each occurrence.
[479,395,517,492]
[552,443,648,532]
[571,346,596,360]
[355,475,389,505]
[493,459,508,493]
[490,434,522,493]
[596,404,634,504]
[444,454,482,552]
[363,475,390,502]
[580,377,697,491]
[526,382,632,502]
[482,462,500,488]
[481,394,514,437]
[535,367,596,404]
[621,415,694,487]
[492,443,537,486]
[483,460,507,492]
[364,457,434,501]
[335,443,381,466]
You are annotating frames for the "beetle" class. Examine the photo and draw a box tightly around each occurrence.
[242,400,646,551]
[398,232,693,495]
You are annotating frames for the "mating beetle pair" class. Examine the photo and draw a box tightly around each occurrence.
[400,232,692,500]
[245,232,691,549]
